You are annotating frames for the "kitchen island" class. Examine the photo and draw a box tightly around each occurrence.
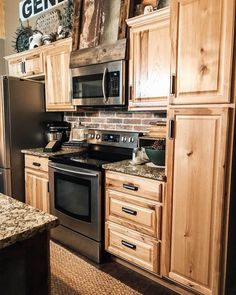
[0,194,59,295]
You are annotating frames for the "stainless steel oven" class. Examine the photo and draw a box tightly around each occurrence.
[49,162,102,262]
[72,60,126,107]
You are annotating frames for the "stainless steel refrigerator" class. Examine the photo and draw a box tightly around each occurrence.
[0,76,62,202]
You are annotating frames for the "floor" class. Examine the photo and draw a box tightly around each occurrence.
[56,241,177,295]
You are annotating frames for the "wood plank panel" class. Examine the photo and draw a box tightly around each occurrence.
[167,107,229,295]
[79,0,105,49]
[72,0,83,51]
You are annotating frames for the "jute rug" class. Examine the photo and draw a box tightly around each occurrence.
[50,242,141,295]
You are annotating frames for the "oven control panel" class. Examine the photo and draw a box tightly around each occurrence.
[87,130,141,148]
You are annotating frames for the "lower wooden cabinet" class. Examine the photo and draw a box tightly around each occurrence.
[166,107,229,295]
[105,222,160,273]
[24,155,49,213]
[105,170,164,275]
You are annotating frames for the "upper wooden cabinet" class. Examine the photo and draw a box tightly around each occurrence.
[127,8,171,111]
[170,0,235,105]
[44,38,76,111]
[5,48,44,78]
[166,107,229,295]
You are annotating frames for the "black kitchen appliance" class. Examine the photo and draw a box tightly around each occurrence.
[44,121,71,152]
[48,129,141,263]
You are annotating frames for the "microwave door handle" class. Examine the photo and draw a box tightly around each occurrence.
[48,164,98,177]
[102,67,108,102]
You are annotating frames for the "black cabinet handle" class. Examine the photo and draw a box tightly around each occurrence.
[168,118,175,140]
[121,240,136,250]
[170,74,176,95]
[122,207,137,216]
[33,162,41,167]
[123,184,138,191]
[21,62,24,74]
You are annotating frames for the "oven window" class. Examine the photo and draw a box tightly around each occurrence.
[54,173,91,222]
[73,74,104,99]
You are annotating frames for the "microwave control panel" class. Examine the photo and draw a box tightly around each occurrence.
[108,72,120,97]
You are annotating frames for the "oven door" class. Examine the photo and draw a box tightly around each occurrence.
[72,60,125,106]
[49,162,101,241]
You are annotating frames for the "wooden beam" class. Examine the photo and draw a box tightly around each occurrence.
[70,38,127,68]
[0,0,5,39]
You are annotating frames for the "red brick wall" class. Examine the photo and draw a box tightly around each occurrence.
[64,111,166,133]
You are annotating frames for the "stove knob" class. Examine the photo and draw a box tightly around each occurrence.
[91,134,95,139]
[129,137,134,143]
[123,136,127,142]
[96,134,100,140]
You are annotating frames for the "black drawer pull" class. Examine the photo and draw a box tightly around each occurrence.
[33,162,41,167]
[123,184,138,191]
[122,207,137,216]
[121,240,136,250]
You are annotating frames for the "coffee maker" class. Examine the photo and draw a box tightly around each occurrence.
[44,121,71,152]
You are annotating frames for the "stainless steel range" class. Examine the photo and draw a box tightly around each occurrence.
[48,129,141,263]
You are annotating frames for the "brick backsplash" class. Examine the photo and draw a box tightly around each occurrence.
[64,111,166,133]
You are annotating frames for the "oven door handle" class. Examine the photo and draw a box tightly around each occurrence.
[102,67,108,103]
[48,164,98,177]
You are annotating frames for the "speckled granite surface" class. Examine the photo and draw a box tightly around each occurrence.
[21,147,82,158]
[0,194,59,249]
[103,160,166,181]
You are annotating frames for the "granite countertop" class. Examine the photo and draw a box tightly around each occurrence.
[103,160,166,181]
[21,147,82,158]
[0,194,59,249]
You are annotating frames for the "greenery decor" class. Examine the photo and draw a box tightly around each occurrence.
[13,20,34,52]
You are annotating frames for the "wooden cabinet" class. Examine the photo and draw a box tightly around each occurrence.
[127,8,170,111]
[44,38,76,111]
[24,155,49,213]
[170,0,235,104]
[166,107,229,295]
[5,48,44,78]
[105,170,165,274]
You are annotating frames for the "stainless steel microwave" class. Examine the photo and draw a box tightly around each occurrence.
[71,60,126,107]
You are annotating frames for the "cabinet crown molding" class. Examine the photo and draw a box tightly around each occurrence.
[126,7,170,28]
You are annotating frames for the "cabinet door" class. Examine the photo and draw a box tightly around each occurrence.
[24,51,44,77]
[170,0,235,104]
[128,8,170,110]
[166,108,229,295]
[45,39,75,111]
[25,168,49,213]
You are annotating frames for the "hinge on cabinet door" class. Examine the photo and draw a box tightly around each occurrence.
[170,74,176,96]
[48,182,50,193]
[168,118,175,140]
[129,85,132,100]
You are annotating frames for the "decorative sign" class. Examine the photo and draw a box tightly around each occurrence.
[19,0,66,21]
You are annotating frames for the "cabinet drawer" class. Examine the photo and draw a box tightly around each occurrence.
[25,155,48,172]
[106,190,161,238]
[105,222,160,273]
[106,171,163,202]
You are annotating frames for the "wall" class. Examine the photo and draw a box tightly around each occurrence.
[65,111,166,133]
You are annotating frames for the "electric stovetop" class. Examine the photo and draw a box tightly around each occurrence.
[49,145,132,170]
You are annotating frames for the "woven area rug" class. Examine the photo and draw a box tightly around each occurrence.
[50,242,141,295]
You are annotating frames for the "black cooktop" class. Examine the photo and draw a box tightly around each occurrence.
[49,145,132,170]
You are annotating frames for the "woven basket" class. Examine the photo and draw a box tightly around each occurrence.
[35,9,61,35]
